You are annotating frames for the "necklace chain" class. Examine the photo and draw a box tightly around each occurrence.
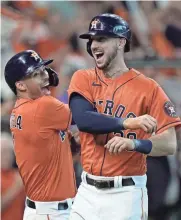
[105,68,129,78]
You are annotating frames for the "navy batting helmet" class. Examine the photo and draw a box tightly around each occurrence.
[79,13,131,56]
[4,50,54,94]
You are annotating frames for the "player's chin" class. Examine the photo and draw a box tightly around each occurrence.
[96,61,107,69]
[96,58,109,70]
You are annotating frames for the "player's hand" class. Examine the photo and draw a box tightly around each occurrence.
[72,130,80,145]
[105,136,134,154]
[69,126,81,155]
[123,114,157,134]
[70,125,80,145]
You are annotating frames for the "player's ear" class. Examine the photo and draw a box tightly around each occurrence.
[118,38,126,50]
[15,81,27,92]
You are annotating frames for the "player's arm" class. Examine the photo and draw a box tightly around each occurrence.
[105,127,177,156]
[146,84,181,156]
[105,83,181,155]
[70,93,157,134]
[148,127,176,156]
[67,127,80,155]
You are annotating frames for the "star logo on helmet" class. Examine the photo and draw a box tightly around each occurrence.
[30,51,40,61]
[91,19,104,30]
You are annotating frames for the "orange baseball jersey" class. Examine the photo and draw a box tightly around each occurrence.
[68,68,181,177]
[10,96,76,201]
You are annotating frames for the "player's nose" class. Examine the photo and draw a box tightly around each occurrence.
[41,70,49,82]
[43,69,49,78]
[91,40,100,51]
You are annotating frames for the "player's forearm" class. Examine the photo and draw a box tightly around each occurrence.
[148,127,177,156]
[76,111,125,134]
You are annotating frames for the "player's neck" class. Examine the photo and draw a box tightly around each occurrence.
[103,60,129,79]
[17,92,32,100]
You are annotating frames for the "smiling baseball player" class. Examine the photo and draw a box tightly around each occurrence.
[4,50,76,220]
[68,13,181,220]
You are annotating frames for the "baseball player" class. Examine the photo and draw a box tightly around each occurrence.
[68,14,181,220]
[4,50,76,220]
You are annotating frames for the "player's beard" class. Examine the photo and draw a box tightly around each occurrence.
[96,47,118,71]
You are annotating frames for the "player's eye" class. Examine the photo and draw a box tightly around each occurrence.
[31,66,46,78]
[32,72,39,77]
[32,69,42,78]
[97,37,107,42]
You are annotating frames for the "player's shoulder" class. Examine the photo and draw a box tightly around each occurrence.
[34,96,69,117]
[133,69,159,88]
[73,68,96,79]
[36,95,64,108]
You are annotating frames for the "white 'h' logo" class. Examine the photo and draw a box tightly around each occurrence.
[91,19,100,29]
[30,51,40,61]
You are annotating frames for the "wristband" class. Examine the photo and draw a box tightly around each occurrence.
[121,118,127,130]
[132,139,152,154]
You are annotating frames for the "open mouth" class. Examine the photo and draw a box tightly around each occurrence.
[41,85,49,89]
[94,51,104,60]
[41,84,51,95]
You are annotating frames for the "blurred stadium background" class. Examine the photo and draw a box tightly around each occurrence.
[1,1,181,220]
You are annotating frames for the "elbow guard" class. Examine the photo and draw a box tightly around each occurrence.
[46,67,59,87]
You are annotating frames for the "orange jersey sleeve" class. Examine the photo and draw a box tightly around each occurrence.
[68,69,94,103]
[148,81,181,134]
[35,96,71,137]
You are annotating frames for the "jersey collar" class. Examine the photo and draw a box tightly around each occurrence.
[96,68,141,86]
[14,98,32,109]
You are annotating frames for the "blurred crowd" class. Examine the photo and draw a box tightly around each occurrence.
[1,1,181,220]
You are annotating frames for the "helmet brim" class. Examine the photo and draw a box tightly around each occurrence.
[79,31,118,39]
[41,59,53,66]
[33,59,53,70]
[79,31,97,39]
[26,59,54,75]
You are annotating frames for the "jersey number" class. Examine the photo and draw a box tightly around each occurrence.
[115,112,137,139]
[118,131,137,139]
[16,116,22,130]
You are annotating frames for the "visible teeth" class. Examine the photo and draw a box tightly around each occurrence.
[95,52,103,55]
[95,52,104,59]
[42,84,49,88]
